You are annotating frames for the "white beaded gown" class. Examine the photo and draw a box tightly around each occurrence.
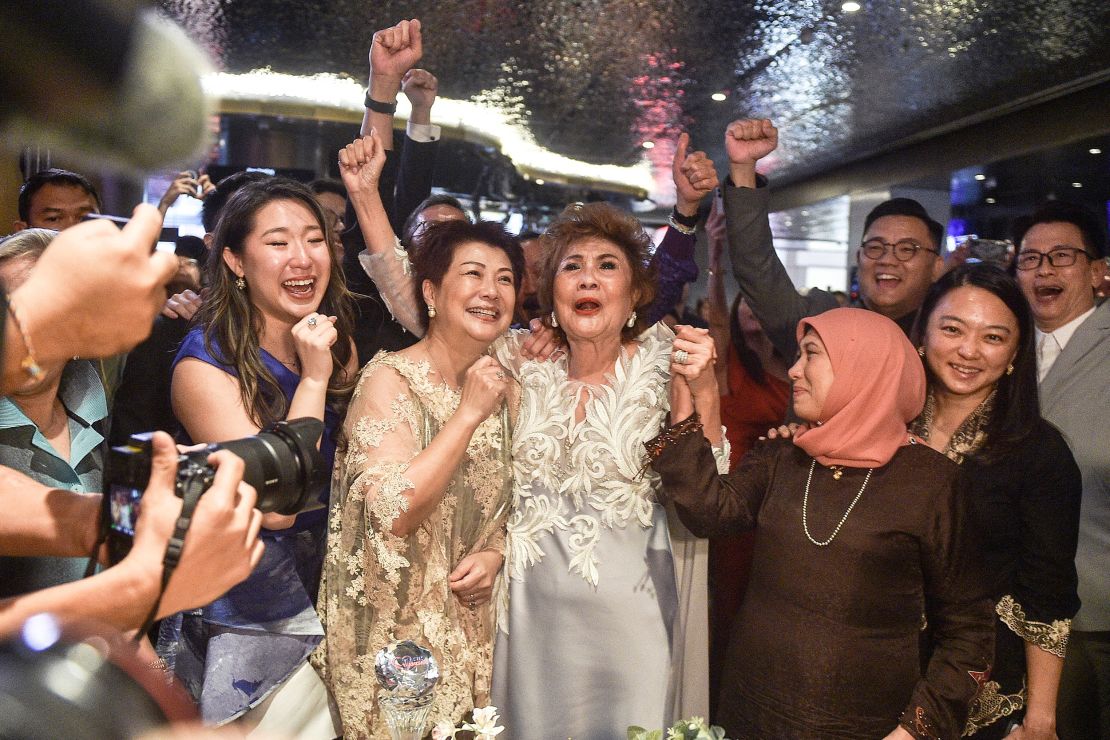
[490,323,728,739]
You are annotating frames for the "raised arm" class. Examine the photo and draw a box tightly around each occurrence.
[394,68,441,233]
[704,195,731,389]
[362,19,423,149]
[340,132,424,335]
[647,133,716,325]
[4,205,177,393]
[723,119,838,358]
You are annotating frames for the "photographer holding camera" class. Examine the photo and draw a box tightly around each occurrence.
[0,205,265,640]
[0,428,263,638]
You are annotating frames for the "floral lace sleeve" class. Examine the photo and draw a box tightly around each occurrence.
[357,237,424,336]
[314,359,424,736]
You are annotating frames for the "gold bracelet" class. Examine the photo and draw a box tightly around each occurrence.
[8,297,44,383]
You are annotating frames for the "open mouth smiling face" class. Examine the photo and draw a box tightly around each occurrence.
[553,238,637,341]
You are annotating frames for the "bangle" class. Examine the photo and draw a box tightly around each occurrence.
[364,91,397,115]
[667,214,696,236]
[7,296,44,383]
[670,207,699,228]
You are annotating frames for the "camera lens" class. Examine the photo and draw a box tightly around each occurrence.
[214,418,327,515]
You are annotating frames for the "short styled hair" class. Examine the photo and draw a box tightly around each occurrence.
[402,194,469,245]
[1013,200,1107,259]
[409,219,524,332]
[537,202,658,341]
[863,198,944,250]
[17,169,101,222]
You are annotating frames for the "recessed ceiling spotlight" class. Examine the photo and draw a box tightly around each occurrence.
[535,178,545,185]
[1072,182,1083,188]
[974,174,986,181]
[1089,148,1102,155]
[641,141,655,149]
[711,92,727,102]
[985,197,996,204]
[842,1,862,11]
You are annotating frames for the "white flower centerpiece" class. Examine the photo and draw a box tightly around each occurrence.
[431,705,505,740]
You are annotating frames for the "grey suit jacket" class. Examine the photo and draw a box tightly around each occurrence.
[1039,299,1110,630]
[723,179,839,360]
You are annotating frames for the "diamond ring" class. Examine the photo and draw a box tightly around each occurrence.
[673,349,689,365]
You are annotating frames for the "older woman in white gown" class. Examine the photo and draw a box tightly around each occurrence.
[341,131,725,737]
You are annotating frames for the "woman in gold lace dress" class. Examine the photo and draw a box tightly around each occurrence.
[313,208,524,736]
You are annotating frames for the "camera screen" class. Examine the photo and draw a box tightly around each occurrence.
[108,484,143,536]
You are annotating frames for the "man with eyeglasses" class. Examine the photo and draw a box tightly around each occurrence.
[1013,200,1110,740]
[719,118,944,359]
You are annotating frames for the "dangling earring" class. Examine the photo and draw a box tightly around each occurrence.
[626,310,637,328]
[917,346,925,358]
[550,311,558,328]
[236,276,246,291]
[427,305,437,319]
[1006,363,1014,376]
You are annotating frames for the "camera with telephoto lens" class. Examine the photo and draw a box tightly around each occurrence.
[101,418,326,566]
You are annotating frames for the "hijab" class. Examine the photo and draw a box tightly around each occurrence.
[792,308,925,468]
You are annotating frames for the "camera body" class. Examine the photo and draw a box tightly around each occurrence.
[102,418,326,566]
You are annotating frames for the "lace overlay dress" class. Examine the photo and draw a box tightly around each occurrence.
[313,353,512,739]
[490,323,728,739]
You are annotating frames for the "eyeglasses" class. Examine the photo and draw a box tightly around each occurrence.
[1015,246,1092,271]
[859,238,939,262]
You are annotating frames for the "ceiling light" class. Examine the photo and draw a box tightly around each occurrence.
[711,92,727,102]
[974,174,986,181]
[534,178,545,185]
[842,1,862,11]
[1072,182,1083,188]
[1089,148,1102,154]
[985,197,996,204]
[641,141,655,149]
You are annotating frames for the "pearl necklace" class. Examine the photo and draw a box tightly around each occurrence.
[801,459,873,547]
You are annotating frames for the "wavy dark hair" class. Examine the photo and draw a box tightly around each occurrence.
[537,202,658,343]
[912,263,1039,464]
[409,219,525,333]
[198,177,356,428]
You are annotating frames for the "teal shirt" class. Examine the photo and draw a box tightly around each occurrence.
[0,360,108,597]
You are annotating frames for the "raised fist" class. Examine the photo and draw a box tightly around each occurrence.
[402,68,438,112]
[338,131,388,196]
[370,19,423,79]
[724,118,778,166]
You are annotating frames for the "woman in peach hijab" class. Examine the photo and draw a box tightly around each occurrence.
[648,309,995,739]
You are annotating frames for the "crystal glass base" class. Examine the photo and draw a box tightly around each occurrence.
[379,692,434,740]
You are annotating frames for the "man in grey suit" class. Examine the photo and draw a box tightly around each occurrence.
[720,118,946,359]
[1015,200,1110,738]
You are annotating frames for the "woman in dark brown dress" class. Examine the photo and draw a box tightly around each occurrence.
[652,308,995,739]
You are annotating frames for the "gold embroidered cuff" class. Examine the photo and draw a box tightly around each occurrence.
[996,594,1071,658]
[963,680,1024,736]
[643,412,702,462]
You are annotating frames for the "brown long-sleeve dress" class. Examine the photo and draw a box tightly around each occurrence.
[649,425,995,739]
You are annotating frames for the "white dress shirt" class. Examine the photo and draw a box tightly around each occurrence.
[1036,305,1096,382]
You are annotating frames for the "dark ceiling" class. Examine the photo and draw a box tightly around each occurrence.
[162,0,1110,186]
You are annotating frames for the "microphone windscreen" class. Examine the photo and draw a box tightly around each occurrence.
[2,9,215,175]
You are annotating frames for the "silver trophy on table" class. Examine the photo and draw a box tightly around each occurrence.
[375,640,440,740]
